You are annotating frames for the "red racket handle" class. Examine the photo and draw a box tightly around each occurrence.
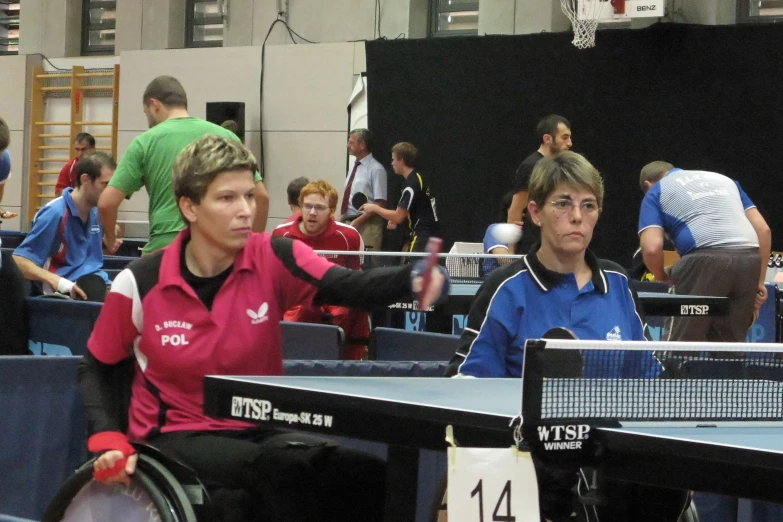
[417,237,443,310]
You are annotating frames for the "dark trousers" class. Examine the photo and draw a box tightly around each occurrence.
[666,247,761,343]
[410,230,438,253]
[152,428,386,522]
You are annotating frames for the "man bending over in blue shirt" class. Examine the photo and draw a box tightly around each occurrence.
[14,152,118,300]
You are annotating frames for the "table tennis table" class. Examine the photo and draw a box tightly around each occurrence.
[204,373,783,522]
[387,282,730,317]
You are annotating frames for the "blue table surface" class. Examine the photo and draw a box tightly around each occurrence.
[212,376,783,449]
[604,426,783,454]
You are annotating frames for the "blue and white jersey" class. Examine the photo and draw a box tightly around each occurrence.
[450,249,659,379]
[14,188,109,292]
[0,150,11,185]
[639,169,758,256]
[482,223,509,275]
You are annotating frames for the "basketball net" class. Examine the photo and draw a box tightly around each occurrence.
[561,0,608,49]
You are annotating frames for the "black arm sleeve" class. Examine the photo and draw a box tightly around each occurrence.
[270,236,416,310]
[314,265,415,310]
[77,351,135,436]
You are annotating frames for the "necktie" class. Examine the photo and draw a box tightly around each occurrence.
[341,159,361,215]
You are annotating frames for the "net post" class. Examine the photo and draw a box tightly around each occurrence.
[521,339,547,440]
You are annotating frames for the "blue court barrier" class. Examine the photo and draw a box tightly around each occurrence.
[0,357,447,522]
[26,298,101,356]
[0,357,87,520]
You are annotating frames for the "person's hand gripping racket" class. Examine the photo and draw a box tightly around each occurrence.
[356,192,385,219]
[411,237,449,310]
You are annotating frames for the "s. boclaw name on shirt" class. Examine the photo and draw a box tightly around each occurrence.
[155,320,194,331]
[154,321,194,346]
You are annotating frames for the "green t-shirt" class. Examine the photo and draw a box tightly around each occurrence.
[110,117,262,254]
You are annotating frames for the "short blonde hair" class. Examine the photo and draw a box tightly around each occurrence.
[173,135,257,224]
[639,161,673,192]
[299,180,339,213]
[528,152,604,208]
[391,142,418,167]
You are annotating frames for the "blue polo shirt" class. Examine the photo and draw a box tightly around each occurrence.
[14,188,109,288]
[0,150,9,263]
[482,223,509,275]
[639,168,759,256]
[458,249,658,378]
[0,150,10,185]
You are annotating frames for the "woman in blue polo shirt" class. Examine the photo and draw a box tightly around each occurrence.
[445,152,687,522]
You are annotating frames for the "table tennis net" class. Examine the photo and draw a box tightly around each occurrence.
[522,339,783,423]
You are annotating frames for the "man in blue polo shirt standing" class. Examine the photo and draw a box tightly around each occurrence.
[638,161,771,342]
[13,152,118,301]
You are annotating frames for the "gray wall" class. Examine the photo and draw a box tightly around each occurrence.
[2,0,741,231]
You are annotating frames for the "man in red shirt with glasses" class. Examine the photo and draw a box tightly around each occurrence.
[273,179,369,358]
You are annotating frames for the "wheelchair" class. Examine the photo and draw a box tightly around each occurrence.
[42,443,210,522]
[43,357,250,522]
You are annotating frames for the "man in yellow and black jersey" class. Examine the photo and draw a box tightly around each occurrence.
[361,141,440,253]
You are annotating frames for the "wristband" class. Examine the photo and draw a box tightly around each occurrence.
[57,277,75,295]
[88,431,136,481]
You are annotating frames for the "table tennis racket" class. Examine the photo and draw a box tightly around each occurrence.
[417,237,443,310]
[540,326,583,378]
[351,192,369,210]
[76,273,108,303]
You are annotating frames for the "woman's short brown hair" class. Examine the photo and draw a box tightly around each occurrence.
[173,135,257,224]
[528,152,604,209]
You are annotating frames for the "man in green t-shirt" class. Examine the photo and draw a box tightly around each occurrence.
[98,76,269,254]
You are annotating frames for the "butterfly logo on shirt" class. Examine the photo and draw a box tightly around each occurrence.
[247,302,269,325]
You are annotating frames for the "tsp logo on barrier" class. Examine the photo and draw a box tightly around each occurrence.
[680,305,709,316]
[537,424,591,451]
[231,396,272,420]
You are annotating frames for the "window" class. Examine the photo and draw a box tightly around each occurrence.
[0,2,20,56]
[429,0,479,37]
[81,0,116,55]
[186,0,225,48]
[737,0,783,22]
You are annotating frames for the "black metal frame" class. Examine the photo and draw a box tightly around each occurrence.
[81,0,116,56]
[185,0,224,48]
[736,0,783,23]
[428,0,480,37]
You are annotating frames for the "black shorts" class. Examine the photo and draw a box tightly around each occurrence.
[410,230,439,253]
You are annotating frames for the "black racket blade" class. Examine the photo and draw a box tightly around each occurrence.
[351,192,369,210]
[76,273,108,303]
[541,327,583,378]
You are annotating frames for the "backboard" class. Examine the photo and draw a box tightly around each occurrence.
[578,0,665,21]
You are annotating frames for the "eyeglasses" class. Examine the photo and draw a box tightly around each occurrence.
[548,199,601,216]
[302,204,330,213]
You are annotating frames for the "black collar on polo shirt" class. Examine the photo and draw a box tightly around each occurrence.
[522,242,608,294]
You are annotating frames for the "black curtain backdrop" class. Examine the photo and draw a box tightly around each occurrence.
[365,23,783,266]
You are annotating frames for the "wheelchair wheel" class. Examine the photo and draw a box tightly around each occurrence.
[42,454,197,522]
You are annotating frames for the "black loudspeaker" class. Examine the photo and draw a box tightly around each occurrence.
[206,101,245,143]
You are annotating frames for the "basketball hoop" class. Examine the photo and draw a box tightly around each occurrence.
[561,0,607,49]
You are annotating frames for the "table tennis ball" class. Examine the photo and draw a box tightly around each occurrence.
[492,223,522,244]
